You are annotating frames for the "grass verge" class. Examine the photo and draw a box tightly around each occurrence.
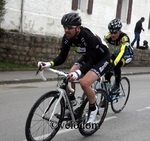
[0,60,36,70]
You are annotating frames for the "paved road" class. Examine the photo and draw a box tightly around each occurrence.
[0,67,150,84]
[0,74,150,141]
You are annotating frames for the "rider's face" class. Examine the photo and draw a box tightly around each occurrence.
[63,26,80,39]
[110,31,120,41]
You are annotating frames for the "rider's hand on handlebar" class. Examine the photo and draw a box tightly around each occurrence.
[68,70,81,82]
[38,61,51,70]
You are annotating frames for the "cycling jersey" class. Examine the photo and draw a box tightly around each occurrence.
[52,26,110,74]
[104,32,133,66]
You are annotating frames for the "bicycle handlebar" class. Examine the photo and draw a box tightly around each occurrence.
[36,66,74,93]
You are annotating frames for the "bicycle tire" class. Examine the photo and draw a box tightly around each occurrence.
[25,90,65,141]
[78,89,108,136]
[111,77,130,113]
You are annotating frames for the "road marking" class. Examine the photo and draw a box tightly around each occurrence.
[136,106,150,112]
[22,116,117,141]
[104,116,117,121]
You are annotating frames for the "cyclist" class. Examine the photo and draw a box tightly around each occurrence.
[104,19,134,94]
[38,12,110,123]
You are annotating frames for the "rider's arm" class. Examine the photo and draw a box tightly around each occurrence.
[50,36,71,67]
[114,36,129,66]
[114,44,126,66]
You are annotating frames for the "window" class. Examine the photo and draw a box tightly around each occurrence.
[116,0,122,19]
[87,0,93,14]
[148,13,150,29]
[78,0,81,9]
[72,0,93,14]
[127,0,132,24]
[116,0,132,24]
[72,0,78,10]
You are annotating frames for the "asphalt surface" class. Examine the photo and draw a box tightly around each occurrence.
[0,67,150,84]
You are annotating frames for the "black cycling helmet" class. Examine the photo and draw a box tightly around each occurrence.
[61,13,81,26]
[108,19,122,34]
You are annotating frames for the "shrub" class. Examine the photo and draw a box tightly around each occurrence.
[0,0,6,24]
[0,0,6,37]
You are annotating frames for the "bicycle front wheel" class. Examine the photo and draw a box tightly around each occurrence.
[25,91,65,141]
[111,77,130,113]
[78,89,108,136]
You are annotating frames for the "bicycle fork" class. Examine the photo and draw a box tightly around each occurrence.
[48,91,63,121]
[41,91,63,121]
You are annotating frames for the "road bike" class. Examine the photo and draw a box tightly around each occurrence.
[93,69,130,113]
[25,67,108,141]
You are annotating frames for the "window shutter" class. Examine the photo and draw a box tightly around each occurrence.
[127,0,133,24]
[72,0,78,10]
[87,0,93,14]
[116,0,123,19]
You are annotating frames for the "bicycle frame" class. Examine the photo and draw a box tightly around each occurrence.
[93,75,126,102]
[38,68,82,122]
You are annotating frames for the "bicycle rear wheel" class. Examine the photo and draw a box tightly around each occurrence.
[78,89,108,136]
[25,91,65,141]
[111,77,130,113]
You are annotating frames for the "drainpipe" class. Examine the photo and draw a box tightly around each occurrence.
[20,0,24,33]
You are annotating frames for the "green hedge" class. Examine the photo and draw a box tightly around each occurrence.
[0,0,6,37]
[0,0,6,23]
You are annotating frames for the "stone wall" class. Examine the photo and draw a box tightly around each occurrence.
[0,32,150,68]
[128,49,150,67]
[0,31,79,69]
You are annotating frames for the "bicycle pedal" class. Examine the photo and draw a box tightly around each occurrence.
[97,111,100,115]
[55,113,72,121]
[63,116,72,121]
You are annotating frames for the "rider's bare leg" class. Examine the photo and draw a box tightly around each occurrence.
[80,70,98,104]
[80,70,99,123]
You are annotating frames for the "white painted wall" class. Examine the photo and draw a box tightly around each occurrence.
[1,0,21,30]
[1,0,150,45]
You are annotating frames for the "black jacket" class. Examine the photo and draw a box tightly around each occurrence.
[134,20,143,33]
[52,26,110,74]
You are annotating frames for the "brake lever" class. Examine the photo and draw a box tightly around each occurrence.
[35,65,42,76]
[35,62,47,76]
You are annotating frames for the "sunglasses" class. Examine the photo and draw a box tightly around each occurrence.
[110,31,119,34]
[63,25,77,30]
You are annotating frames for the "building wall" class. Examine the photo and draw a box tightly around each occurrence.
[0,32,150,68]
[0,32,79,69]
[1,0,150,46]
